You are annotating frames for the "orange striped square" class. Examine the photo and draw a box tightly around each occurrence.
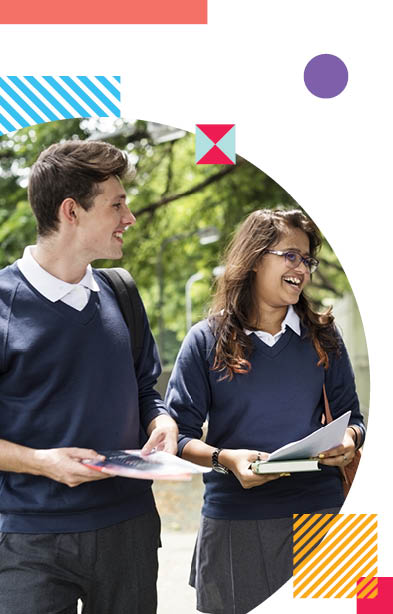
[293,514,378,599]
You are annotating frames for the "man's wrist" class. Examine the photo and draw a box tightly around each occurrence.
[0,441,42,476]
[29,448,47,476]
[146,413,178,436]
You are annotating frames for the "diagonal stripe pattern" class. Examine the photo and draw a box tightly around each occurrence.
[0,76,121,135]
[293,513,378,599]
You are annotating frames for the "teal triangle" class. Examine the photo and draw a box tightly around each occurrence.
[195,127,214,162]
[216,127,236,163]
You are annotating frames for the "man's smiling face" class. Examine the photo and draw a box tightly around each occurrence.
[74,175,136,262]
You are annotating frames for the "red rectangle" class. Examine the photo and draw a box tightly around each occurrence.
[357,577,392,612]
[2,0,207,24]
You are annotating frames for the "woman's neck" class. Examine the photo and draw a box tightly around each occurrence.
[249,305,288,335]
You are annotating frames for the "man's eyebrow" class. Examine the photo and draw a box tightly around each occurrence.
[113,194,126,200]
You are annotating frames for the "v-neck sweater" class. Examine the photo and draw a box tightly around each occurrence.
[165,319,365,519]
[0,263,166,533]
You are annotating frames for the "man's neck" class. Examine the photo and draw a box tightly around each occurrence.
[33,239,89,284]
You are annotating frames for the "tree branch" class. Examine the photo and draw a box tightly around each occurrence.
[312,269,343,297]
[134,162,243,216]
[318,256,344,273]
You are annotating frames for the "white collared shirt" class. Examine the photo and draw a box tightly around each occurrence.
[17,246,100,311]
[244,305,301,347]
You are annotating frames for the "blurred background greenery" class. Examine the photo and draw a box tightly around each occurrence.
[1,119,370,614]
[0,117,357,366]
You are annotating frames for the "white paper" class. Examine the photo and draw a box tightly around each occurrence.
[83,449,211,481]
[144,450,212,474]
[267,411,351,461]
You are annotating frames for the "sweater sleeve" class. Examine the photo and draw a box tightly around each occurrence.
[0,272,17,375]
[325,334,366,446]
[165,321,213,456]
[135,307,168,431]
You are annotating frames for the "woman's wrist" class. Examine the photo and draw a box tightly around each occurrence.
[216,448,235,471]
[347,425,360,450]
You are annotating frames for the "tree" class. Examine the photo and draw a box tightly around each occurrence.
[0,118,351,364]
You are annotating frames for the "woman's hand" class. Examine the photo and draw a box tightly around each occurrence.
[218,449,284,490]
[317,428,356,467]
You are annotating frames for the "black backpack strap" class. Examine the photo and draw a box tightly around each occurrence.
[98,267,144,367]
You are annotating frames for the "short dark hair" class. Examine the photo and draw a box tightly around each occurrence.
[28,140,130,236]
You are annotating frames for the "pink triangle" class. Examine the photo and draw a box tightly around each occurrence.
[197,145,235,165]
[196,124,234,145]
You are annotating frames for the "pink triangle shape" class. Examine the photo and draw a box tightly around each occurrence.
[196,124,234,144]
[197,145,235,165]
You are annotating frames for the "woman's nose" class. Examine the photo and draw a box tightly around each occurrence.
[293,258,309,274]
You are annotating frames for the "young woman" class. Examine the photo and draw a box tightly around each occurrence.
[165,209,366,614]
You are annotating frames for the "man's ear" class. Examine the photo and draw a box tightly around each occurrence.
[59,198,79,225]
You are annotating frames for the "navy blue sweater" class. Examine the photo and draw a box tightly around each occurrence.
[0,263,166,533]
[165,319,365,519]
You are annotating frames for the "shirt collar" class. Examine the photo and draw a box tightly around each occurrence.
[244,305,301,337]
[17,245,100,303]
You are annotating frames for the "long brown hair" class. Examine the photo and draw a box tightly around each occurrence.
[209,209,340,380]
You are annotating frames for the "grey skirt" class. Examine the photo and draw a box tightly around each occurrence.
[190,508,340,614]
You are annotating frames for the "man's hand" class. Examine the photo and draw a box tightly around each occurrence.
[318,428,356,467]
[219,449,284,490]
[33,447,113,488]
[141,414,179,456]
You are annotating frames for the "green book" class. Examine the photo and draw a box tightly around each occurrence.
[250,458,320,474]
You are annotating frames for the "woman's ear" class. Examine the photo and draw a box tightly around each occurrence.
[252,256,262,273]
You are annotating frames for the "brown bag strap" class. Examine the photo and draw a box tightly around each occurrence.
[322,384,333,423]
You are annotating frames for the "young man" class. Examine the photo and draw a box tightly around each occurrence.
[0,140,178,614]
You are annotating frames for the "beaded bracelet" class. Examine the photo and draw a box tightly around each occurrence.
[348,425,359,450]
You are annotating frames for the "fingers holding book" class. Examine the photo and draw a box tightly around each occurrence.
[317,428,356,467]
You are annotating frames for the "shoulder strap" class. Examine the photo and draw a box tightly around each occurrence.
[98,267,144,367]
[322,384,333,423]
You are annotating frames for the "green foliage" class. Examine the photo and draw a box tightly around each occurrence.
[0,119,351,365]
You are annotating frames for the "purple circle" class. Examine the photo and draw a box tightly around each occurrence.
[304,54,348,98]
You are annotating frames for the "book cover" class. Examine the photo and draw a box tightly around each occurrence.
[83,450,211,481]
[251,459,320,474]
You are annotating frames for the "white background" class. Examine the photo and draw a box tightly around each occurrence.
[1,1,392,612]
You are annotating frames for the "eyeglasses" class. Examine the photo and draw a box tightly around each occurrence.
[265,250,319,274]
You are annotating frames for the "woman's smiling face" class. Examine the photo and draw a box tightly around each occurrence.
[253,226,311,310]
